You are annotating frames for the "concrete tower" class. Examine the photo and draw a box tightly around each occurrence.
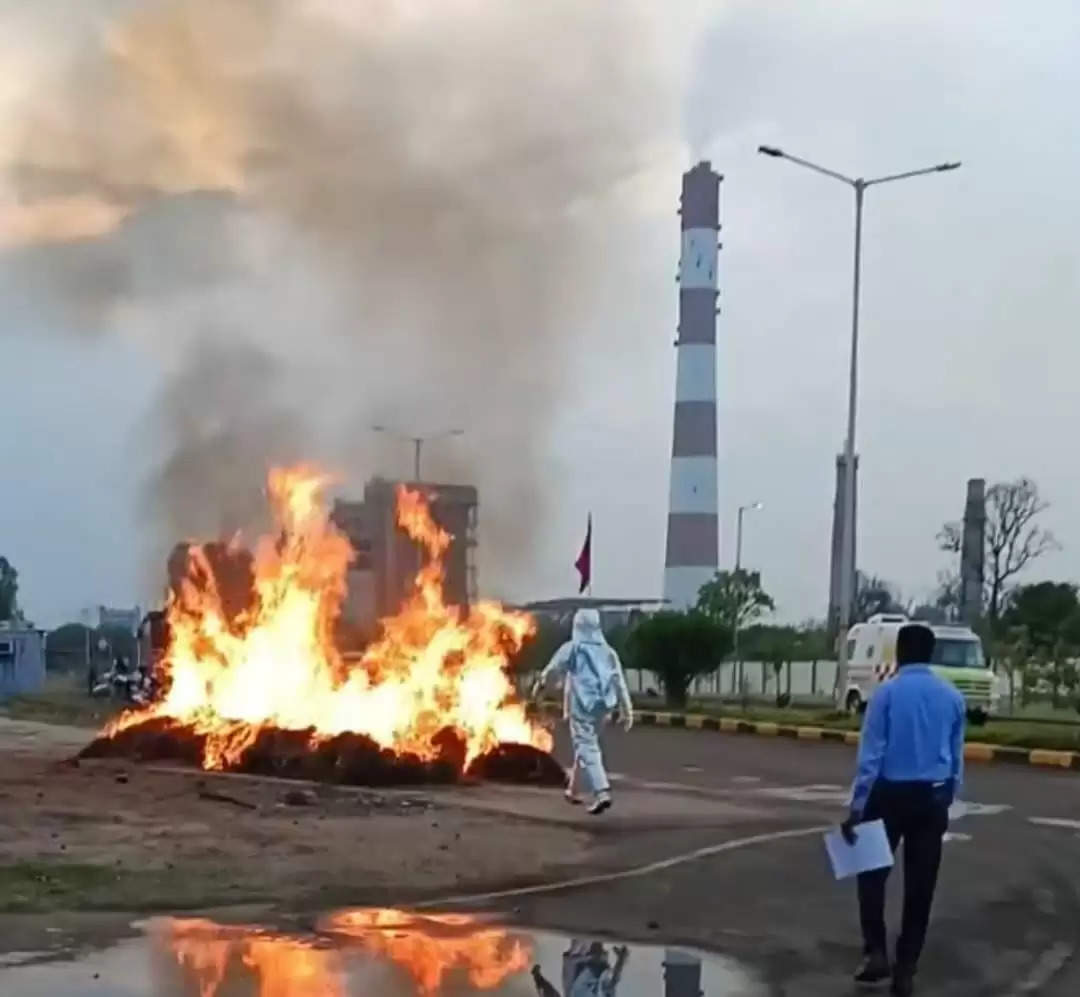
[664,161,721,610]
[959,477,986,624]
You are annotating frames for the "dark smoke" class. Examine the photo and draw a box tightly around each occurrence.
[2,0,688,598]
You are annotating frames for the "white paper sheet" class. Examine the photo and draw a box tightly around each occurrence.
[823,819,894,880]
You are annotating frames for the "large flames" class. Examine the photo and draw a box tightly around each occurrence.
[163,909,532,996]
[108,466,550,770]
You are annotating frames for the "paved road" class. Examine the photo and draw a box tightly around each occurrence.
[495,726,1080,995]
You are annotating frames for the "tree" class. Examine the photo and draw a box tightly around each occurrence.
[1001,583,1080,709]
[696,570,775,632]
[742,624,801,705]
[1001,582,1080,653]
[626,612,732,708]
[939,477,1058,627]
[0,556,18,622]
[854,572,903,622]
[928,569,961,623]
[510,616,569,677]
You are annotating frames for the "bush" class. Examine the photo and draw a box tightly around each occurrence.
[627,611,732,708]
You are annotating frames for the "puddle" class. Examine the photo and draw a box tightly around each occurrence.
[0,907,763,995]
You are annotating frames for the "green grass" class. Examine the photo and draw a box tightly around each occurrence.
[1,675,124,729]
[0,861,269,913]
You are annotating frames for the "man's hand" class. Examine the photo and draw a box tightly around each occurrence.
[840,812,860,846]
[622,710,634,733]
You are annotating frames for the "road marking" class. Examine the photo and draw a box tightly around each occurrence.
[1029,817,1080,832]
[950,801,1012,819]
[1007,942,1074,994]
[417,824,830,908]
[754,784,848,804]
[731,776,761,784]
[943,832,972,843]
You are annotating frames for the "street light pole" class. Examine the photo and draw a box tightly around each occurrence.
[757,145,960,698]
[735,501,763,574]
[732,501,762,701]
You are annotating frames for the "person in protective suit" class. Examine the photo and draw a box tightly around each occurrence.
[531,941,629,997]
[532,609,633,815]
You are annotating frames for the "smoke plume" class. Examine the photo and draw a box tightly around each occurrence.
[1,0,692,598]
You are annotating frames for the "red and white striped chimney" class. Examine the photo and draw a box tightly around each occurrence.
[664,161,721,609]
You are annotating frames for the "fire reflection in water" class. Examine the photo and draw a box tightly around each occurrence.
[157,909,532,996]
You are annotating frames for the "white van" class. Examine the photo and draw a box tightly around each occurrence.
[841,614,998,723]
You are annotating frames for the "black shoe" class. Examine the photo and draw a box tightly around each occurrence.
[890,968,914,995]
[854,952,891,984]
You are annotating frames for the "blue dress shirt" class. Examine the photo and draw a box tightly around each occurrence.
[849,664,966,815]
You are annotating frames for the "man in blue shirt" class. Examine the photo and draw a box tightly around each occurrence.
[842,622,966,995]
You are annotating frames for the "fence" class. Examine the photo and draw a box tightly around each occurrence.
[628,659,840,704]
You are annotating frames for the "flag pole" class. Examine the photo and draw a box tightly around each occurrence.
[588,512,593,597]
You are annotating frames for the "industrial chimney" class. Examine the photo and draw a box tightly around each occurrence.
[664,162,721,610]
[959,477,986,624]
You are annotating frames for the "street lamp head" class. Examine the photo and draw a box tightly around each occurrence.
[752,501,764,511]
[757,145,783,158]
[371,424,386,433]
[936,161,962,172]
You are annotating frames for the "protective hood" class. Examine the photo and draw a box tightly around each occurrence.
[571,608,605,645]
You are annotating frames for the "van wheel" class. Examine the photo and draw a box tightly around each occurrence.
[967,708,988,727]
[844,691,863,715]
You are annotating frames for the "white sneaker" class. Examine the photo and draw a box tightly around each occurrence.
[588,792,612,815]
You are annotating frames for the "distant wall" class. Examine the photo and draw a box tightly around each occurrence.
[0,628,46,699]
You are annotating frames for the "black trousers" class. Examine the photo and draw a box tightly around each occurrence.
[857,779,950,970]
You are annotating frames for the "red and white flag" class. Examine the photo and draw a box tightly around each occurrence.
[575,515,592,594]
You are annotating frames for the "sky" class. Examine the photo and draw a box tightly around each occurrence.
[1,0,1077,629]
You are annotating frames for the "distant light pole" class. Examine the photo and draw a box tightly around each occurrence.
[371,426,464,482]
[732,501,763,701]
[735,501,763,573]
[757,144,960,694]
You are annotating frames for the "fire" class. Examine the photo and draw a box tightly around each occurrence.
[165,919,345,997]
[161,910,531,996]
[320,909,532,994]
[109,465,549,768]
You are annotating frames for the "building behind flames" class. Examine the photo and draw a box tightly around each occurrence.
[332,478,478,637]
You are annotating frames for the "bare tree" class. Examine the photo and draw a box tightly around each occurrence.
[938,477,1058,626]
[854,572,903,622]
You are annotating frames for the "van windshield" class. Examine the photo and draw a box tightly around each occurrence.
[931,638,985,669]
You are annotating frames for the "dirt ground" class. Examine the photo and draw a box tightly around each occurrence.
[0,717,589,920]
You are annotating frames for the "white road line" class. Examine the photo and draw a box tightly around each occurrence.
[943,832,972,843]
[1006,942,1075,995]
[950,801,1012,819]
[1029,817,1080,832]
[754,784,848,804]
[417,824,830,908]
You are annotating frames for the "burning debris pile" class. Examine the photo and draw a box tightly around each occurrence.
[82,467,561,787]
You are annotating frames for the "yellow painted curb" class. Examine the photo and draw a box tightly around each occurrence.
[1028,749,1077,768]
[964,743,996,762]
[685,714,707,729]
[796,727,823,740]
[843,730,861,746]
[719,717,740,733]
[753,722,779,736]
